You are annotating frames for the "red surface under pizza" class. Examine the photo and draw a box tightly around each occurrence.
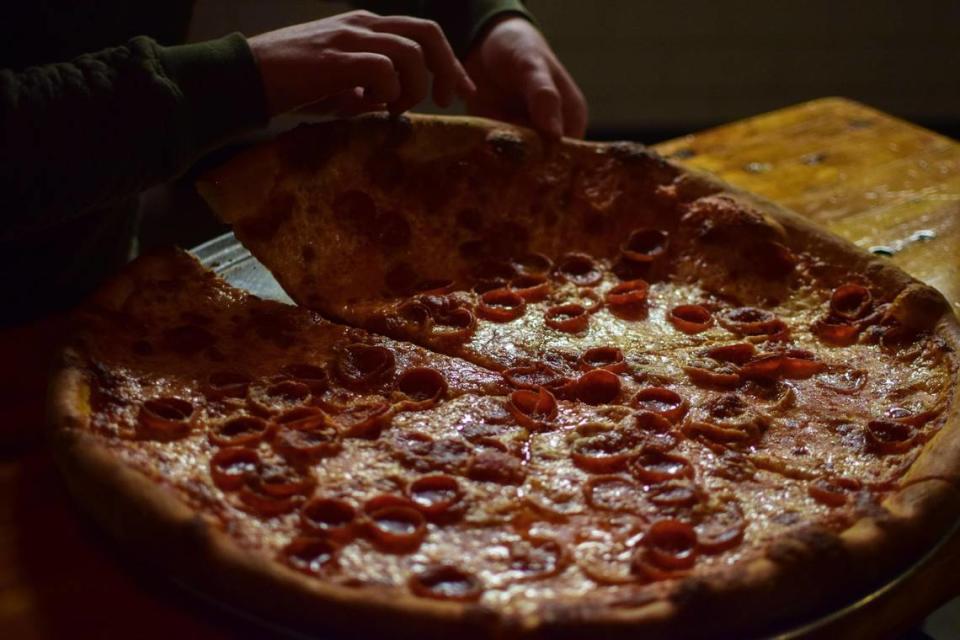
[50,114,960,639]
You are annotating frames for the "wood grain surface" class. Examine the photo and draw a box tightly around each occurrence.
[1,97,957,639]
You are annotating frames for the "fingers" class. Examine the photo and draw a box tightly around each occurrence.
[523,59,564,139]
[341,29,430,113]
[370,17,476,107]
[553,65,588,138]
[339,52,402,105]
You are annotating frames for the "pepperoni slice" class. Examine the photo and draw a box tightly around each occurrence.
[738,354,783,379]
[578,347,627,373]
[506,388,559,429]
[571,430,638,473]
[621,229,669,263]
[396,298,433,328]
[328,401,392,439]
[467,450,526,484]
[509,275,551,302]
[865,419,916,454]
[684,394,766,443]
[210,415,270,447]
[630,411,680,451]
[544,303,589,333]
[272,424,341,464]
[704,342,756,365]
[413,279,456,295]
[334,344,395,389]
[204,371,252,399]
[409,565,483,602]
[556,252,603,286]
[604,280,649,318]
[512,252,553,276]
[249,380,312,415]
[281,537,338,575]
[396,367,448,408]
[280,363,329,393]
[695,500,746,554]
[718,307,787,336]
[631,388,688,423]
[830,283,872,320]
[571,369,621,405]
[669,305,713,334]
[628,450,694,484]
[583,475,640,512]
[648,482,700,508]
[274,406,327,430]
[505,537,566,583]
[812,316,860,346]
[210,447,260,491]
[636,519,698,573]
[255,461,314,498]
[431,307,477,343]
[478,288,527,322]
[568,288,604,314]
[238,484,303,517]
[138,397,194,440]
[808,476,862,507]
[473,278,508,295]
[503,362,567,390]
[363,496,428,553]
[409,475,465,521]
[300,497,357,542]
[683,364,741,388]
[780,353,826,379]
[816,366,868,394]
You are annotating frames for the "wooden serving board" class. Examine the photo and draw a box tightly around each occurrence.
[1,98,958,639]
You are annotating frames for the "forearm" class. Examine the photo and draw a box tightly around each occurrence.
[350,0,534,56]
[0,33,267,235]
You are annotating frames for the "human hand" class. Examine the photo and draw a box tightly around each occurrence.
[248,10,476,117]
[464,16,587,139]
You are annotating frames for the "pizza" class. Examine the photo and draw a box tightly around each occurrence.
[50,114,960,639]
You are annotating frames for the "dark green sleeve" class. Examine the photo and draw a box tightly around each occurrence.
[353,0,535,56]
[0,33,267,234]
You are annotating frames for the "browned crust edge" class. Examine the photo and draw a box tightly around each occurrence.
[52,114,960,639]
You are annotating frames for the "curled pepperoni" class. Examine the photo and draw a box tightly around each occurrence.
[544,303,589,333]
[669,305,713,334]
[505,537,566,583]
[280,363,329,393]
[704,342,756,365]
[506,388,559,429]
[631,388,688,423]
[636,519,698,573]
[363,497,428,553]
[431,307,477,343]
[204,371,251,399]
[628,450,694,484]
[467,450,526,484]
[512,252,553,276]
[695,500,746,554]
[256,380,312,410]
[621,228,669,263]
[272,424,341,464]
[578,346,627,373]
[683,363,741,388]
[282,537,338,575]
[816,366,868,394]
[630,411,680,451]
[569,288,604,314]
[808,477,862,507]
[812,317,860,346]
[409,565,483,602]
[865,419,916,454]
[408,475,464,521]
[718,307,786,336]
[396,367,448,408]
[138,397,194,439]
[300,497,357,542]
[478,288,526,322]
[334,344,395,389]
[414,279,456,295]
[274,406,326,429]
[584,475,640,512]
[604,279,649,316]
[556,252,603,286]
[396,298,433,328]
[571,369,621,405]
[571,430,638,473]
[649,482,700,508]
[780,353,826,379]
[256,462,314,498]
[509,275,551,302]
[472,278,507,295]
[210,415,270,447]
[831,284,873,320]
[238,484,302,517]
[210,447,260,491]
[328,401,392,439]
[502,362,567,390]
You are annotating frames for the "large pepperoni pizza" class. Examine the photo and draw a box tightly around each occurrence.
[50,114,960,639]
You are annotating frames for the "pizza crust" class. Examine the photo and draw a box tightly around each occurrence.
[52,114,960,638]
